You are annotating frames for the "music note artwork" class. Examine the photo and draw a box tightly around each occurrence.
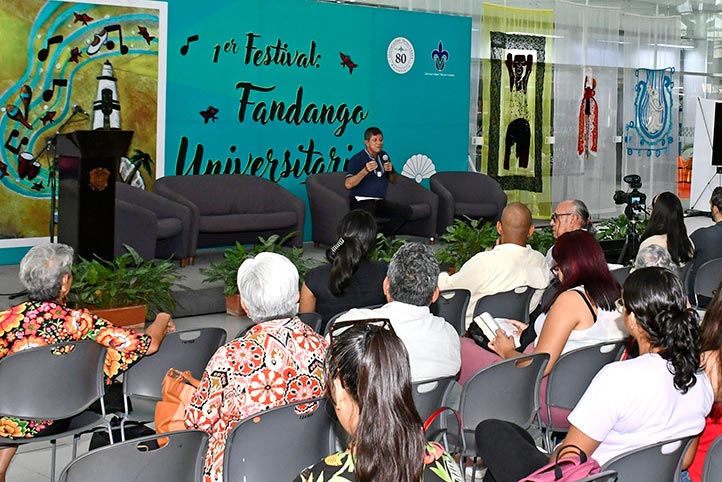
[37,35,63,62]
[87,24,128,56]
[4,129,30,156]
[180,34,199,56]
[42,78,68,102]
[5,105,33,130]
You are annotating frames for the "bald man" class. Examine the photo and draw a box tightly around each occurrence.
[438,202,551,330]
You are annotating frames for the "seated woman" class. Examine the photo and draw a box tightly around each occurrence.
[475,267,713,482]
[683,283,722,482]
[300,209,387,326]
[185,252,328,482]
[459,230,626,384]
[638,191,694,265]
[0,243,175,482]
[294,320,463,482]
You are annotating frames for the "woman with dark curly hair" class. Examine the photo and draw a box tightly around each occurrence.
[300,210,387,325]
[475,267,713,482]
[639,191,694,265]
[293,320,463,482]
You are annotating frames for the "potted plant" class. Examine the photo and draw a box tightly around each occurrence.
[528,226,554,255]
[200,232,316,316]
[435,217,499,273]
[595,214,648,264]
[68,246,180,327]
[369,233,406,263]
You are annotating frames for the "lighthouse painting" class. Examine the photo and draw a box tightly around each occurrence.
[93,61,122,130]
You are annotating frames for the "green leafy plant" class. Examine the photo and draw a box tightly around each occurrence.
[435,217,499,272]
[369,233,406,263]
[200,232,316,296]
[595,214,648,241]
[528,226,554,254]
[68,246,180,318]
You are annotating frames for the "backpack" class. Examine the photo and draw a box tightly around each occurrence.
[519,445,601,482]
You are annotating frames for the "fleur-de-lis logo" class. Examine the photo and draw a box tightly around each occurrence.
[431,41,449,71]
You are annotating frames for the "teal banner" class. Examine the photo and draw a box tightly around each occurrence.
[165,0,471,236]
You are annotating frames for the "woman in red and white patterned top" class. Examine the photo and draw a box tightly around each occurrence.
[185,252,327,482]
[0,243,175,482]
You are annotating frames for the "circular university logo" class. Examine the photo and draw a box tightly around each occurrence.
[387,37,415,74]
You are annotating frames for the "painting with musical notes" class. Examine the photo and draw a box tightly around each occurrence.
[0,0,164,250]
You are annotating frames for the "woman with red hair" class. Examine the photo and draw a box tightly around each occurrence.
[459,230,627,383]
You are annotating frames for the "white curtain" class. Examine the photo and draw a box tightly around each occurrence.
[552,1,621,218]
[622,14,681,203]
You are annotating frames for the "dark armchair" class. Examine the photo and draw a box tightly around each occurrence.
[430,171,507,234]
[114,182,194,265]
[306,171,438,246]
[154,174,305,249]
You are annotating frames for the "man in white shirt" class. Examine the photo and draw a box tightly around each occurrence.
[335,242,461,382]
[438,202,550,330]
[546,199,593,267]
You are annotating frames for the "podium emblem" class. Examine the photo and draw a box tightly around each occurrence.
[89,167,111,191]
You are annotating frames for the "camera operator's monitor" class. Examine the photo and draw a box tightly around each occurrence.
[713,102,722,166]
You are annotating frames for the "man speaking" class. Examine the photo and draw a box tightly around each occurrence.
[344,127,412,236]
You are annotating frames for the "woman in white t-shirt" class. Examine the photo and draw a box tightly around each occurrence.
[474,267,713,482]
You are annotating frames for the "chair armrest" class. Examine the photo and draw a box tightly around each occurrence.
[115,200,158,260]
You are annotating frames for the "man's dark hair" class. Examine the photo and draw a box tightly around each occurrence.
[364,127,382,141]
[711,186,722,213]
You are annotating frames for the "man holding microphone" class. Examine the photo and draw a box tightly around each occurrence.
[344,126,412,236]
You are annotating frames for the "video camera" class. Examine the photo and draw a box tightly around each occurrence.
[613,174,646,216]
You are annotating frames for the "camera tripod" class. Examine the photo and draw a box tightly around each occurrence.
[617,205,642,265]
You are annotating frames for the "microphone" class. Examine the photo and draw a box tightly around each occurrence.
[378,154,390,177]
[72,104,89,117]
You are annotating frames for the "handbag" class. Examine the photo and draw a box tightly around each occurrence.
[519,445,601,482]
[154,368,200,435]
[423,406,464,455]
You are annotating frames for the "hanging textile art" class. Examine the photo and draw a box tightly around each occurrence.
[578,75,598,159]
[480,3,553,218]
[488,32,546,192]
[624,67,675,158]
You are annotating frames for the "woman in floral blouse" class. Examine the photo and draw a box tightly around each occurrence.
[293,320,463,482]
[0,243,175,482]
[184,252,327,482]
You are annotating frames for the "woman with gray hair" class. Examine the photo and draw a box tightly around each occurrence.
[0,243,175,482]
[185,252,328,482]
[633,244,676,271]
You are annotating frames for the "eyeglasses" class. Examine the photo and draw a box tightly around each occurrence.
[550,264,560,277]
[614,298,625,313]
[550,212,574,222]
[328,318,395,389]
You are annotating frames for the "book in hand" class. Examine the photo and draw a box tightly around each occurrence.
[473,312,521,348]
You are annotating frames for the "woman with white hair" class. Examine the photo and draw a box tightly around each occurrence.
[184,252,328,482]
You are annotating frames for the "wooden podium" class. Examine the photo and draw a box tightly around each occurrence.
[56,130,133,261]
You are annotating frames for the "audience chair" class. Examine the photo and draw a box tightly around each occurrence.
[58,430,208,482]
[702,433,722,482]
[473,286,536,325]
[610,266,632,285]
[430,171,507,234]
[601,437,692,482]
[413,376,457,446]
[120,328,226,437]
[223,398,336,482]
[576,471,619,482]
[693,257,722,308]
[456,353,549,459]
[297,312,323,334]
[431,288,471,336]
[542,340,627,450]
[0,341,110,482]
